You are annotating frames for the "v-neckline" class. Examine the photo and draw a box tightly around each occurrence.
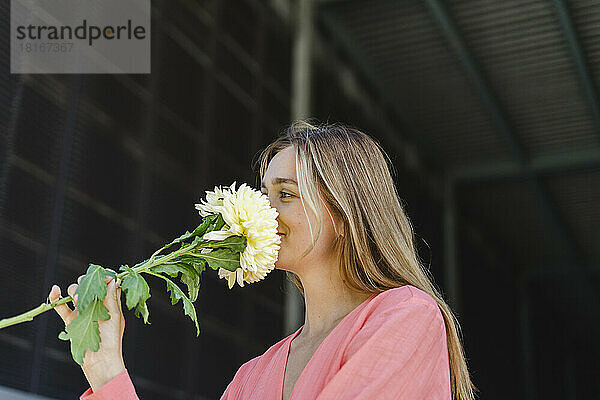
[279,292,378,400]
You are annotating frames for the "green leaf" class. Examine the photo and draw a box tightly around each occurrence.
[150,263,201,302]
[193,260,206,280]
[190,216,218,239]
[162,214,219,252]
[75,264,114,314]
[213,214,226,231]
[59,300,111,366]
[178,264,200,302]
[168,255,201,265]
[134,301,150,324]
[197,247,241,272]
[200,235,246,252]
[146,272,200,336]
[150,264,180,278]
[120,266,151,324]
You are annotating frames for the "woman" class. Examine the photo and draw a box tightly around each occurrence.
[48,120,477,399]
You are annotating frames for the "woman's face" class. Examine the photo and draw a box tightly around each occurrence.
[261,146,342,273]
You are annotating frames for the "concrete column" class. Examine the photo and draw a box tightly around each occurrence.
[284,0,314,336]
[290,0,313,121]
[443,173,461,315]
[518,275,536,400]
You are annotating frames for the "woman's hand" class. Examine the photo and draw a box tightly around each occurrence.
[48,269,127,391]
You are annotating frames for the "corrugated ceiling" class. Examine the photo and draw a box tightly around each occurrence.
[320,0,600,279]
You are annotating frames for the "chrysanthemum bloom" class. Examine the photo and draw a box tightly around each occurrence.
[195,182,281,289]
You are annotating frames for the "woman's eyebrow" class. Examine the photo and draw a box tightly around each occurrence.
[261,177,298,188]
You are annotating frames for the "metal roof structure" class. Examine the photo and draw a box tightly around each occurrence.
[318,0,600,298]
[313,0,600,396]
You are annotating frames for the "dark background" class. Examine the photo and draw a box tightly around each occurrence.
[1,0,599,399]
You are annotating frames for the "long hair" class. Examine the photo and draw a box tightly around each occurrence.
[256,119,478,400]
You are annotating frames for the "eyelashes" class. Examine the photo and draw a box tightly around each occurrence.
[261,191,293,199]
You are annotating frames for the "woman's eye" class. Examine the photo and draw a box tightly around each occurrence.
[261,190,292,199]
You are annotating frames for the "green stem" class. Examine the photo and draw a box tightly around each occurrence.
[0,239,203,330]
[0,296,73,329]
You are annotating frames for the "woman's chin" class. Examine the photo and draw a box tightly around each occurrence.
[274,262,286,271]
[274,260,292,272]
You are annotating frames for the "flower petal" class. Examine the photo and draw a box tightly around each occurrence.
[236,268,244,287]
[203,230,233,241]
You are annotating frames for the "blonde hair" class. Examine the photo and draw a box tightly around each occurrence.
[256,119,478,400]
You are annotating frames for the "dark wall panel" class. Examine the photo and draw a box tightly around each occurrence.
[1,0,289,398]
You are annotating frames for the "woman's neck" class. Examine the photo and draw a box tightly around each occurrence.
[295,264,372,341]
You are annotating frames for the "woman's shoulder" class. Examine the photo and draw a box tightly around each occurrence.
[374,284,437,306]
[364,284,441,321]
[342,284,447,363]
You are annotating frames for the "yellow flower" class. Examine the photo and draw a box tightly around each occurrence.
[194,182,281,289]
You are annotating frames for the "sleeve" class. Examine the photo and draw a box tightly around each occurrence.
[219,356,259,400]
[220,379,233,400]
[79,368,139,400]
[315,299,451,400]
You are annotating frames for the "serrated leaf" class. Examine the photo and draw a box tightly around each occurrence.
[134,300,150,324]
[178,264,200,302]
[198,247,241,272]
[120,266,151,314]
[162,214,219,252]
[169,255,203,265]
[189,217,217,239]
[192,260,206,279]
[75,264,114,314]
[213,214,225,230]
[200,235,246,252]
[154,274,200,336]
[150,264,180,278]
[150,263,201,302]
[60,300,110,366]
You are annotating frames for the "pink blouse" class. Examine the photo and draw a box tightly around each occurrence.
[80,285,451,400]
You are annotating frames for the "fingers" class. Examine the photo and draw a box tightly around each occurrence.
[48,268,119,327]
[76,269,117,285]
[116,285,122,309]
[48,285,75,325]
[48,284,61,304]
[106,278,119,304]
[69,269,119,306]
[104,269,121,290]
[67,283,78,305]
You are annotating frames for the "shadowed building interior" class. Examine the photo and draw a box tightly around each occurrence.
[0,0,599,399]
